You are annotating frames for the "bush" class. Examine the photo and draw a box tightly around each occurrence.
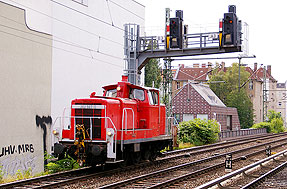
[45,156,80,174]
[270,118,285,133]
[251,122,272,133]
[178,119,220,146]
[252,119,285,133]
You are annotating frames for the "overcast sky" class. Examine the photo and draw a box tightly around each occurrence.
[136,0,287,83]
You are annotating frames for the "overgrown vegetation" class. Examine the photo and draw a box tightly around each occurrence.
[45,156,80,174]
[178,119,220,146]
[251,110,286,133]
[0,154,80,184]
[0,166,4,183]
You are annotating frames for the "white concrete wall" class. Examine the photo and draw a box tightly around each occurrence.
[50,0,145,127]
[0,0,145,175]
[0,1,52,176]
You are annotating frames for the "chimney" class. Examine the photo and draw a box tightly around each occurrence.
[267,65,271,75]
[193,63,199,68]
[178,64,184,68]
[254,63,257,71]
[208,62,212,71]
[221,62,225,69]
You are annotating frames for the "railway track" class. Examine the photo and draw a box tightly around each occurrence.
[196,148,287,189]
[1,132,286,188]
[98,135,287,188]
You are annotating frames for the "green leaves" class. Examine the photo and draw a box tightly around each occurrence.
[209,63,254,128]
[251,110,285,133]
[45,156,80,174]
[144,59,162,88]
[178,119,220,146]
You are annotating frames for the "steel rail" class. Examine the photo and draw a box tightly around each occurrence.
[150,144,287,189]
[99,136,287,188]
[1,133,285,188]
[241,159,287,189]
[196,149,287,189]
[160,133,286,160]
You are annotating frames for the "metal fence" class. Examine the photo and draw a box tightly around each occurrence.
[219,128,267,139]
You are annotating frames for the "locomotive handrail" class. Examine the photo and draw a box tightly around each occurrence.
[123,108,135,132]
[121,108,135,152]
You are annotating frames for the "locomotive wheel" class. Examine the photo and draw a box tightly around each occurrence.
[149,150,157,162]
[142,150,150,160]
[132,152,141,164]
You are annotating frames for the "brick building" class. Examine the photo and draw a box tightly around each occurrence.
[172,83,240,131]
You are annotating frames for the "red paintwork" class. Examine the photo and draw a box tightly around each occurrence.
[61,76,166,143]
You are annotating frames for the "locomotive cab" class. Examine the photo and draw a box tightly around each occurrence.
[53,76,172,166]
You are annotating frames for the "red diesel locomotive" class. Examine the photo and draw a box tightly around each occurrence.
[54,76,172,165]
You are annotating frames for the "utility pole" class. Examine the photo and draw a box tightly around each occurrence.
[238,57,242,92]
[162,58,173,133]
[263,66,268,121]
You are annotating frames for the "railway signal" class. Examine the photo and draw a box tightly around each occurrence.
[169,10,183,49]
[222,5,238,46]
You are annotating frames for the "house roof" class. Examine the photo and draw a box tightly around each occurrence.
[191,83,226,107]
[174,66,211,81]
[174,82,226,107]
[245,67,276,82]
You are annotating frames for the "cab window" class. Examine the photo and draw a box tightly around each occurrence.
[148,91,159,105]
[106,89,117,97]
[130,89,145,101]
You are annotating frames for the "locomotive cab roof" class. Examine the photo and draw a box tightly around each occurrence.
[102,76,159,99]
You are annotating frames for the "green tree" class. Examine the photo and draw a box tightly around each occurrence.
[225,90,254,128]
[209,63,254,128]
[209,63,250,104]
[144,58,162,88]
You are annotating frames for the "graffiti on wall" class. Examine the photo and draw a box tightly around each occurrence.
[0,154,37,176]
[0,144,34,157]
[35,115,52,153]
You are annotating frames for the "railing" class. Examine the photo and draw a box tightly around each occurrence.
[219,128,267,139]
[139,32,220,52]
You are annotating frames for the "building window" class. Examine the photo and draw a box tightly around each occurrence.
[249,81,253,90]
[176,82,180,89]
[183,114,194,121]
[173,113,180,124]
[72,0,88,6]
[279,102,282,106]
[197,114,208,120]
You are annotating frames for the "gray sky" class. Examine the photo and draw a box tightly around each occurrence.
[136,0,287,82]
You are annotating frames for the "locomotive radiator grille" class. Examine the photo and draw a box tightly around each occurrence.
[74,104,103,140]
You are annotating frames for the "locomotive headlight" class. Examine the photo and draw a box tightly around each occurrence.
[117,86,121,91]
[107,131,113,136]
[53,130,59,135]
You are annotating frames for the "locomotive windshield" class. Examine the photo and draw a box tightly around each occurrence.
[129,89,145,101]
[106,89,117,97]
